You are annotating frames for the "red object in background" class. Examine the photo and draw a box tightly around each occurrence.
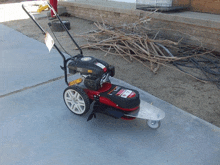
[50,0,57,17]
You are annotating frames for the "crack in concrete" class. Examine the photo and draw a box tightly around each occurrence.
[0,75,65,98]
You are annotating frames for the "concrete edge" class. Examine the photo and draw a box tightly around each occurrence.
[152,12,220,29]
[58,1,142,16]
[58,1,220,30]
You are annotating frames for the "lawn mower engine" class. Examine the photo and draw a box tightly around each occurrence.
[68,56,115,90]
[67,55,140,120]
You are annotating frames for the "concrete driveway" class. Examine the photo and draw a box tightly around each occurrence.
[0,24,63,96]
[0,24,220,165]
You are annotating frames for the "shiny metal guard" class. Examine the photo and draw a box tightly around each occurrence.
[124,100,165,121]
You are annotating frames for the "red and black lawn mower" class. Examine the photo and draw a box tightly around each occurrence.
[22,2,165,129]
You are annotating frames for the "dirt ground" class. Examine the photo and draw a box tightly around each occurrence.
[1,1,220,127]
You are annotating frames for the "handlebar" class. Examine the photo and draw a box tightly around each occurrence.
[46,2,83,55]
[22,2,84,86]
[21,3,66,62]
[22,2,83,55]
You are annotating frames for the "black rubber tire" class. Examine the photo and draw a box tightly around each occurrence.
[63,86,90,115]
[51,20,71,32]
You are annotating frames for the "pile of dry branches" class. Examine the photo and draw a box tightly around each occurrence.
[71,16,220,87]
[75,17,201,73]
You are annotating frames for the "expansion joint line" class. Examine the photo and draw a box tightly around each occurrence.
[0,76,65,98]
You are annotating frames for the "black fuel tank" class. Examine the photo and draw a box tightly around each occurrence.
[68,56,109,77]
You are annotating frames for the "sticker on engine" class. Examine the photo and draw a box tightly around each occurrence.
[116,89,133,98]
[95,62,105,69]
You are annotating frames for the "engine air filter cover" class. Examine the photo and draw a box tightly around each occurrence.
[68,56,109,77]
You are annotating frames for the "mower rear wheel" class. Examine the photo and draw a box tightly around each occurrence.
[63,86,90,115]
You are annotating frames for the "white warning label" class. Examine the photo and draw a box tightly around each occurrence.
[116,89,132,98]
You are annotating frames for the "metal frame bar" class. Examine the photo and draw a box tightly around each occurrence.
[22,3,83,86]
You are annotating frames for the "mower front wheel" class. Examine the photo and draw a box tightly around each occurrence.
[63,86,90,115]
[147,120,161,129]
